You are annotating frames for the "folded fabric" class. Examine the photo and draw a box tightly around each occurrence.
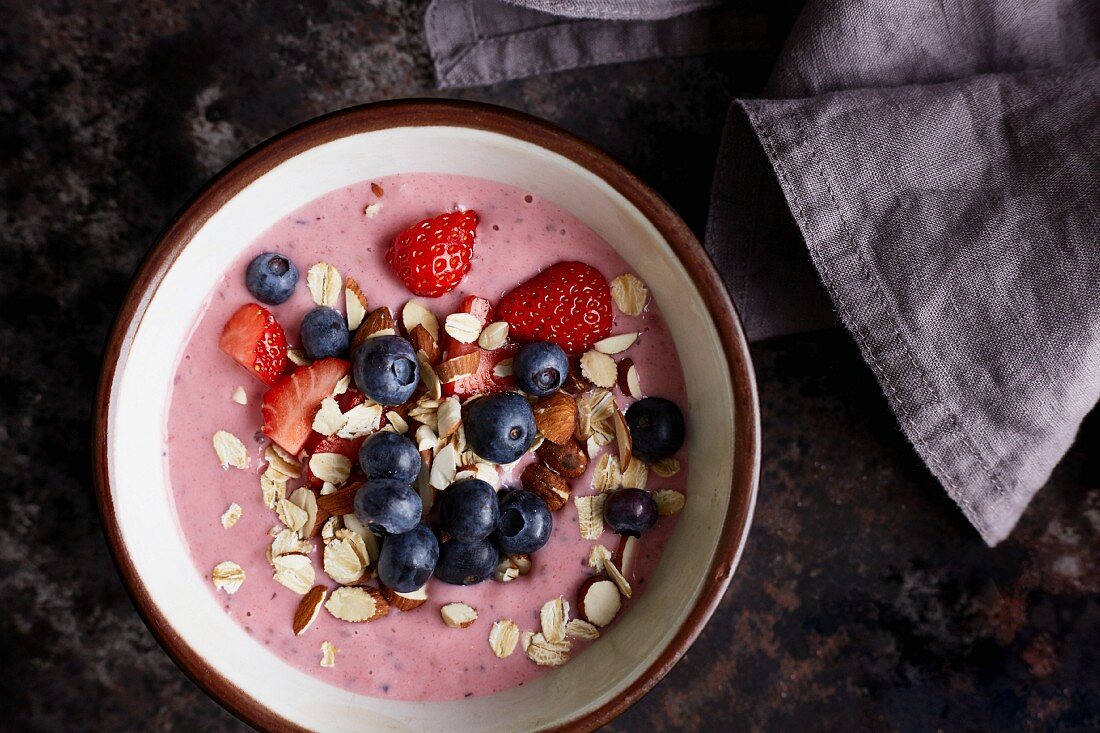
[423,0,1100,545]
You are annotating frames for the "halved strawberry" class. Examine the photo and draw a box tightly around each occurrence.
[497,261,613,354]
[261,357,350,455]
[302,434,367,488]
[386,210,478,297]
[219,303,288,385]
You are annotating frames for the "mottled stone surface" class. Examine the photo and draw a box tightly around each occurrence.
[1,1,1096,731]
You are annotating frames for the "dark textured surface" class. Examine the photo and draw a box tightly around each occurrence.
[1,1,1097,731]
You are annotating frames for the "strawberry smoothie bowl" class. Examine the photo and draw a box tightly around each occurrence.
[95,101,759,732]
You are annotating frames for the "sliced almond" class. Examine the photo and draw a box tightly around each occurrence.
[444,312,482,344]
[575,493,607,540]
[579,351,617,389]
[357,307,396,344]
[332,374,351,396]
[430,443,458,491]
[587,544,612,573]
[440,602,479,628]
[338,403,383,439]
[272,554,315,594]
[402,301,440,342]
[345,277,369,330]
[618,358,643,398]
[539,596,570,643]
[533,392,578,445]
[220,503,242,529]
[293,586,328,635]
[416,450,434,516]
[526,632,571,667]
[437,396,462,439]
[341,514,381,565]
[309,452,352,485]
[325,586,389,622]
[320,515,342,544]
[287,348,311,367]
[592,453,622,492]
[409,323,441,365]
[212,430,249,470]
[316,482,361,519]
[473,462,500,488]
[436,351,479,383]
[230,386,248,405]
[307,262,342,307]
[493,358,514,378]
[650,456,681,478]
[477,321,510,350]
[385,410,409,434]
[613,409,632,472]
[613,534,640,579]
[419,354,443,399]
[312,396,346,437]
[489,619,520,658]
[211,561,246,594]
[605,556,632,598]
[653,489,686,516]
[565,619,600,640]
[577,576,621,627]
[323,533,367,585]
[610,273,648,316]
[289,487,319,538]
[593,333,638,355]
[521,463,570,511]
[319,640,338,667]
[621,458,648,490]
[380,584,428,611]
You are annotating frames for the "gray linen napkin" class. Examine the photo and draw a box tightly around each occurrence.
[423,0,1100,545]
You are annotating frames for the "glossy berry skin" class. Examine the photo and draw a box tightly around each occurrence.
[300,306,349,360]
[434,537,499,586]
[465,391,537,464]
[513,341,569,397]
[603,488,659,537]
[353,478,423,535]
[358,431,421,484]
[625,397,686,462]
[439,478,500,542]
[498,261,613,354]
[491,489,552,555]
[377,524,439,593]
[386,210,478,297]
[245,252,299,305]
[353,335,419,405]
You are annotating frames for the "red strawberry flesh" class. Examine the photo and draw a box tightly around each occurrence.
[261,357,350,455]
[218,303,288,385]
[386,210,478,297]
[497,261,613,354]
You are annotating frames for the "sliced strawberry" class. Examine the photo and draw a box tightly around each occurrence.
[302,387,370,455]
[444,295,493,359]
[497,261,613,354]
[302,434,367,488]
[219,303,288,385]
[442,341,518,398]
[386,210,478,297]
[261,357,350,455]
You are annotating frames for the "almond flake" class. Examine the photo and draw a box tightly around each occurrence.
[575,494,607,540]
[419,355,442,400]
[211,561,245,594]
[402,301,439,342]
[294,586,327,635]
[385,410,409,434]
[307,261,342,307]
[265,443,302,478]
[489,619,520,658]
[653,489,686,516]
[650,456,681,478]
[621,458,648,490]
[592,454,622,492]
[588,544,613,573]
[325,586,389,622]
[440,602,479,628]
[287,348,311,366]
[478,321,510,350]
[565,619,600,640]
[212,430,249,470]
[430,443,457,491]
[345,277,369,330]
[332,374,351,396]
[621,360,643,398]
[444,312,482,343]
[526,633,571,667]
[474,462,500,488]
[320,482,337,496]
[338,403,383,439]
[272,554,315,594]
[312,397,347,436]
[364,202,382,218]
[613,408,633,471]
[416,425,440,452]
[220,503,242,529]
[579,351,617,389]
[611,273,649,316]
[309,453,352,485]
[492,556,520,583]
[605,557,632,598]
[268,529,312,562]
[493,358,514,378]
[230,386,248,405]
[437,397,462,439]
[341,515,380,565]
[319,640,338,667]
[593,333,638,355]
[277,498,308,534]
[324,533,368,585]
[539,596,570,643]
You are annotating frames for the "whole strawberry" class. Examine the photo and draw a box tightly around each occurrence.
[386,210,478,297]
[497,261,613,354]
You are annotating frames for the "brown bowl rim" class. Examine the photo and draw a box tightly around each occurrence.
[93,98,760,733]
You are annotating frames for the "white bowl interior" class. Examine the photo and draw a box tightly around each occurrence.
[108,125,736,731]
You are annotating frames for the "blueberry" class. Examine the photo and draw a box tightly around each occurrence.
[513,341,568,397]
[434,537,499,586]
[625,397,685,462]
[300,306,349,360]
[245,252,298,305]
[439,478,500,542]
[353,478,423,535]
[353,335,419,405]
[465,392,537,464]
[491,489,552,555]
[377,523,439,592]
[604,488,658,537]
[359,431,421,484]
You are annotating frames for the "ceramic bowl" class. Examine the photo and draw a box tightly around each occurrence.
[94,100,760,732]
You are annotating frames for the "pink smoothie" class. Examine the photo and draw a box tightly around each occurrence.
[164,173,689,701]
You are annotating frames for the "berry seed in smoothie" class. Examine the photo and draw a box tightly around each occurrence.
[166,173,689,701]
